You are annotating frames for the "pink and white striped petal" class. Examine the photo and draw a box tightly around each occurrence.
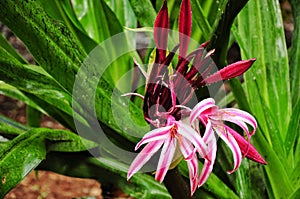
[187,154,199,195]
[128,140,165,180]
[199,121,217,187]
[210,115,252,142]
[203,120,214,143]
[179,138,199,195]
[190,98,217,124]
[180,137,195,159]
[217,127,242,174]
[155,137,177,182]
[177,122,208,157]
[220,108,257,136]
[135,126,172,150]
[198,136,217,187]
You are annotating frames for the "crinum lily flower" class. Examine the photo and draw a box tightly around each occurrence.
[127,115,207,194]
[190,98,267,186]
[127,0,265,196]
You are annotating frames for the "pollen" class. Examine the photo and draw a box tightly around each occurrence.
[170,125,177,138]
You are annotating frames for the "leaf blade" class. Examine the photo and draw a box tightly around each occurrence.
[0,0,86,92]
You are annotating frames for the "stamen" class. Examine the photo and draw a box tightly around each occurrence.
[133,57,148,78]
[175,105,192,111]
[121,92,145,100]
[204,49,215,58]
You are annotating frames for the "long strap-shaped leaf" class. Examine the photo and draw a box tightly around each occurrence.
[0,128,96,197]
[0,0,86,93]
[238,0,291,141]
[289,0,300,107]
[237,0,293,197]
[128,0,157,27]
[36,0,98,53]
[0,47,83,129]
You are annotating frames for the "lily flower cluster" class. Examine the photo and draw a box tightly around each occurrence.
[126,0,266,195]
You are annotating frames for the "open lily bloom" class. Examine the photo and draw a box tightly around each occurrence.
[127,116,208,195]
[190,98,267,186]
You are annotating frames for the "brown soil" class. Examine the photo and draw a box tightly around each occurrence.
[4,171,102,199]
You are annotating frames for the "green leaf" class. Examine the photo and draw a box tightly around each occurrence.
[289,187,300,199]
[90,157,171,198]
[106,0,137,29]
[0,81,45,114]
[37,0,98,53]
[190,0,212,41]
[0,29,147,145]
[0,33,27,64]
[106,0,137,47]
[235,160,251,199]
[237,0,291,141]
[72,0,123,43]
[257,92,285,159]
[229,76,294,198]
[0,114,29,137]
[0,130,46,197]
[217,87,235,108]
[124,27,154,33]
[71,32,149,144]
[285,100,300,156]
[207,0,249,67]
[289,0,300,107]
[26,106,42,127]
[0,0,86,92]
[0,128,95,196]
[1,0,151,141]
[295,136,300,171]
[291,159,300,188]
[128,0,157,27]
[0,48,82,128]
[46,130,98,152]
[236,1,295,196]
[248,162,267,198]
[71,0,136,89]
[254,128,294,198]
[228,78,251,112]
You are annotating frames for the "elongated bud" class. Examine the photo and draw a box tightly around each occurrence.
[203,58,256,84]
[179,0,192,59]
[154,0,169,63]
[230,129,267,165]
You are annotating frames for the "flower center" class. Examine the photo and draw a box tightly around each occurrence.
[170,125,177,138]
